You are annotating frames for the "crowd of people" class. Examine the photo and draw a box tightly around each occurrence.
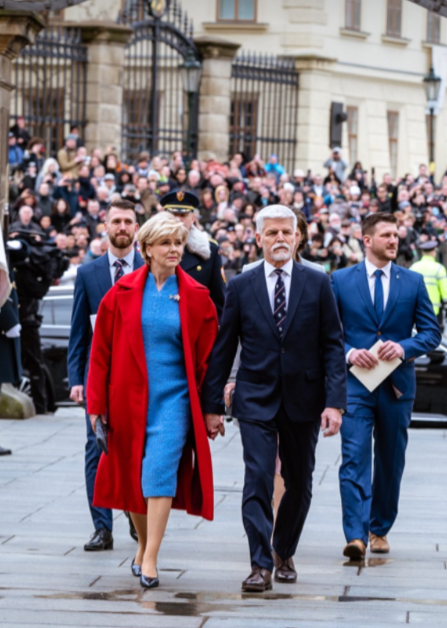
[8,119,447,284]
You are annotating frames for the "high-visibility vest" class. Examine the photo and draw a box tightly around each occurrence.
[411,255,447,315]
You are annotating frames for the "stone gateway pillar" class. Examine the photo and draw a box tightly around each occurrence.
[195,37,240,163]
[0,10,44,225]
[77,21,133,155]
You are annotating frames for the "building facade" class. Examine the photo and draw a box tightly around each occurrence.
[10,0,447,180]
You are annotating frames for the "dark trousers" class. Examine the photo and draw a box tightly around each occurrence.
[339,381,413,545]
[21,326,47,414]
[85,408,113,532]
[239,408,320,572]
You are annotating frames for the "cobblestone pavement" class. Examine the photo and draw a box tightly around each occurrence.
[0,407,446,627]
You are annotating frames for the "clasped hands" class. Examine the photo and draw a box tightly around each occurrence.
[350,341,404,370]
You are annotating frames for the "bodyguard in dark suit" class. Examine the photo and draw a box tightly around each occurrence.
[202,205,347,592]
[161,190,225,318]
[332,213,441,559]
[68,199,143,551]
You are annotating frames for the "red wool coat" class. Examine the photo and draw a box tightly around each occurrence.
[86,264,218,520]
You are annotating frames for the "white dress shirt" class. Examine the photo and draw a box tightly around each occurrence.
[108,248,135,285]
[364,258,391,309]
[346,259,396,364]
[264,258,293,313]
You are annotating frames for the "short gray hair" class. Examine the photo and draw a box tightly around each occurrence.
[255,205,297,234]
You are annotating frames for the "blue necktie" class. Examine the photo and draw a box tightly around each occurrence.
[273,269,287,338]
[374,269,384,322]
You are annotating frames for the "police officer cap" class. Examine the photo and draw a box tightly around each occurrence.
[418,240,438,251]
[160,189,199,214]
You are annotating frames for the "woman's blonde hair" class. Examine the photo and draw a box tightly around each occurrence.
[138,211,188,264]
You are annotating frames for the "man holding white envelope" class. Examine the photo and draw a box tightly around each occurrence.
[332,213,441,559]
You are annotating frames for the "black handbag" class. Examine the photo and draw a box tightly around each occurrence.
[96,419,109,455]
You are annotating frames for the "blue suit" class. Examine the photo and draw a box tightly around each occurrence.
[332,261,441,544]
[202,261,347,571]
[67,251,144,531]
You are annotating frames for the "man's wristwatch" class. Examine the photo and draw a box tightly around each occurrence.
[338,408,346,416]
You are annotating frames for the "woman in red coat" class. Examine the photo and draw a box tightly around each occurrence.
[87,212,218,589]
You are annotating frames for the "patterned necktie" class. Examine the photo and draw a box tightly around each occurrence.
[113,259,126,284]
[273,269,287,338]
[374,269,384,322]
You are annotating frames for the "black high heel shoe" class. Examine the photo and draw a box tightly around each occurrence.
[140,568,159,589]
[131,559,142,577]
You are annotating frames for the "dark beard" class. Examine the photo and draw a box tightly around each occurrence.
[109,233,133,249]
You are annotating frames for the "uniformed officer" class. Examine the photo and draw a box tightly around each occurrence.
[411,240,447,326]
[161,189,226,318]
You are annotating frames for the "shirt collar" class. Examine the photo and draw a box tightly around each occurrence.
[108,248,135,268]
[264,257,294,278]
[365,257,391,279]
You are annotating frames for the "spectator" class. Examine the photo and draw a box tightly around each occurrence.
[323,147,348,182]
[51,199,73,233]
[53,174,79,216]
[57,134,83,176]
[36,182,53,217]
[85,200,103,239]
[35,157,61,190]
[9,205,44,236]
[8,133,23,170]
[24,137,45,173]
[10,116,31,149]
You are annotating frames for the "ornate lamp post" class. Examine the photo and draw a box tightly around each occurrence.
[423,65,441,166]
[179,51,202,163]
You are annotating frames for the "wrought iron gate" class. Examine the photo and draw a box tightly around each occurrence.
[230,53,299,173]
[11,27,87,157]
[119,0,200,163]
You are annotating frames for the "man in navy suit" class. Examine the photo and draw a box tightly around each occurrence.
[332,213,441,559]
[202,205,347,592]
[68,199,144,551]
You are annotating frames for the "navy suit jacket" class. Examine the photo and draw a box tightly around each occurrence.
[331,261,441,401]
[67,251,144,387]
[201,260,347,422]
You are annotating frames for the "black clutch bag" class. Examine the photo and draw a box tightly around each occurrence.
[96,419,109,455]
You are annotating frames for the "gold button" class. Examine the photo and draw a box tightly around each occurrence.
[197,265,202,271]
[377,331,382,336]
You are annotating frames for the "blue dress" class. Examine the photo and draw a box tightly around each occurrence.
[141,273,191,498]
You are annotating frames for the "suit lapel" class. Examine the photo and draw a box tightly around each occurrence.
[355,262,379,326]
[250,262,280,340]
[380,263,401,327]
[281,261,306,340]
[133,251,144,270]
[95,254,112,299]
[116,265,149,377]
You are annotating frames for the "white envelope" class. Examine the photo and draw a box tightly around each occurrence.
[350,340,401,393]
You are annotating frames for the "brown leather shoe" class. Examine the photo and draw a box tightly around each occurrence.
[273,550,297,583]
[343,539,366,559]
[369,533,390,553]
[241,566,273,592]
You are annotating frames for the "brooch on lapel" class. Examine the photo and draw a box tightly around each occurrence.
[169,294,180,302]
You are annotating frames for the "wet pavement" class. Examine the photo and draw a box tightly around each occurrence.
[0,407,446,627]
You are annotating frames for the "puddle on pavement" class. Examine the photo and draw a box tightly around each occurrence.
[34,585,447,614]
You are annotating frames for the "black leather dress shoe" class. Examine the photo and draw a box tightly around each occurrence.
[84,528,113,551]
[0,446,12,456]
[140,570,159,589]
[241,566,272,592]
[273,551,297,583]
[131,559,142,577]
[124,511,138,542]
